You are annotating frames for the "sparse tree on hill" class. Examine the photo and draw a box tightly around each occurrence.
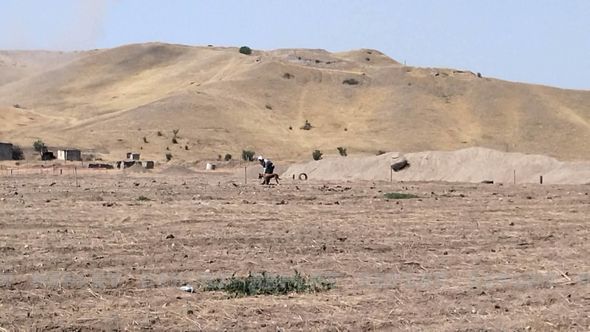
[172,129,180,144]
[33,139,47,156]
[239,46,252,55]
[300,120,312,130]
[312,150,323,161]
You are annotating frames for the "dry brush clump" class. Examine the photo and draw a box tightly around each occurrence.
[342,78,359,85]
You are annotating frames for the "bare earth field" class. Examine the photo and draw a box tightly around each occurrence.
[0,171,589,331]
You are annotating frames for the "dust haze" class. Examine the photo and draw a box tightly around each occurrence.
[0,0,116,50]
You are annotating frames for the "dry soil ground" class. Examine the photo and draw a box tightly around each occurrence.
[0,171,589,331]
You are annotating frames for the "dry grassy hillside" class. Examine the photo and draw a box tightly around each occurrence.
[1,42,589,162]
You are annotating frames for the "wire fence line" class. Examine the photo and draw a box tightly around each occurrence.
[0,166,122,177]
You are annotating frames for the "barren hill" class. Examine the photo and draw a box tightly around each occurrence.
[1,42,589,161]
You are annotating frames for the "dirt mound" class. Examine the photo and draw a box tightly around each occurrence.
[283,147,590,184]
[123,163,150,173]
[158,165,197,175]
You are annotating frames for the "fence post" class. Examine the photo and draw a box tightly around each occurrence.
[244,166,247,184]
[513,170,516,184]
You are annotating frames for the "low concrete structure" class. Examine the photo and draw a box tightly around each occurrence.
[142,161,155,169]
[42,151,56,161]
[115,160,137,169]
[114,160,154,169]
[57,149,82,161]
[88,163,114,169]
[0,142,13,160]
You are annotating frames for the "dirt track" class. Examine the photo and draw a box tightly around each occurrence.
[1,172,589,331]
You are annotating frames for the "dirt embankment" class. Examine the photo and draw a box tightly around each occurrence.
[284,147,590,184]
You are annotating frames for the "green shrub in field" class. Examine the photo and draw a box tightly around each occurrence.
[204,271,333,297]
[384,192,419,199]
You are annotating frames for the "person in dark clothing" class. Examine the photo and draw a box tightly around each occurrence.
[257,156,274,174]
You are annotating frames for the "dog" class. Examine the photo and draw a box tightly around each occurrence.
[259,173,280,185]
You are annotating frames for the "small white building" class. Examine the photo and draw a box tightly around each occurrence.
[57,149,82,161]
[126,152,141,160]
[0,142,13,160]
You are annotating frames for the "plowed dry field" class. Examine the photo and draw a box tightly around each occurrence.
[1,171,589,331]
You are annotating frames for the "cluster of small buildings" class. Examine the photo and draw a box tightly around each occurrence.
[87,152,154,170]
[41,149,83,161]
[40,148,82,161]
[114,152,154,169]
[0,142,82,162]
[1,142,155,171]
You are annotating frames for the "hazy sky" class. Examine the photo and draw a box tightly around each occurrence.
[1,0,588,90]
